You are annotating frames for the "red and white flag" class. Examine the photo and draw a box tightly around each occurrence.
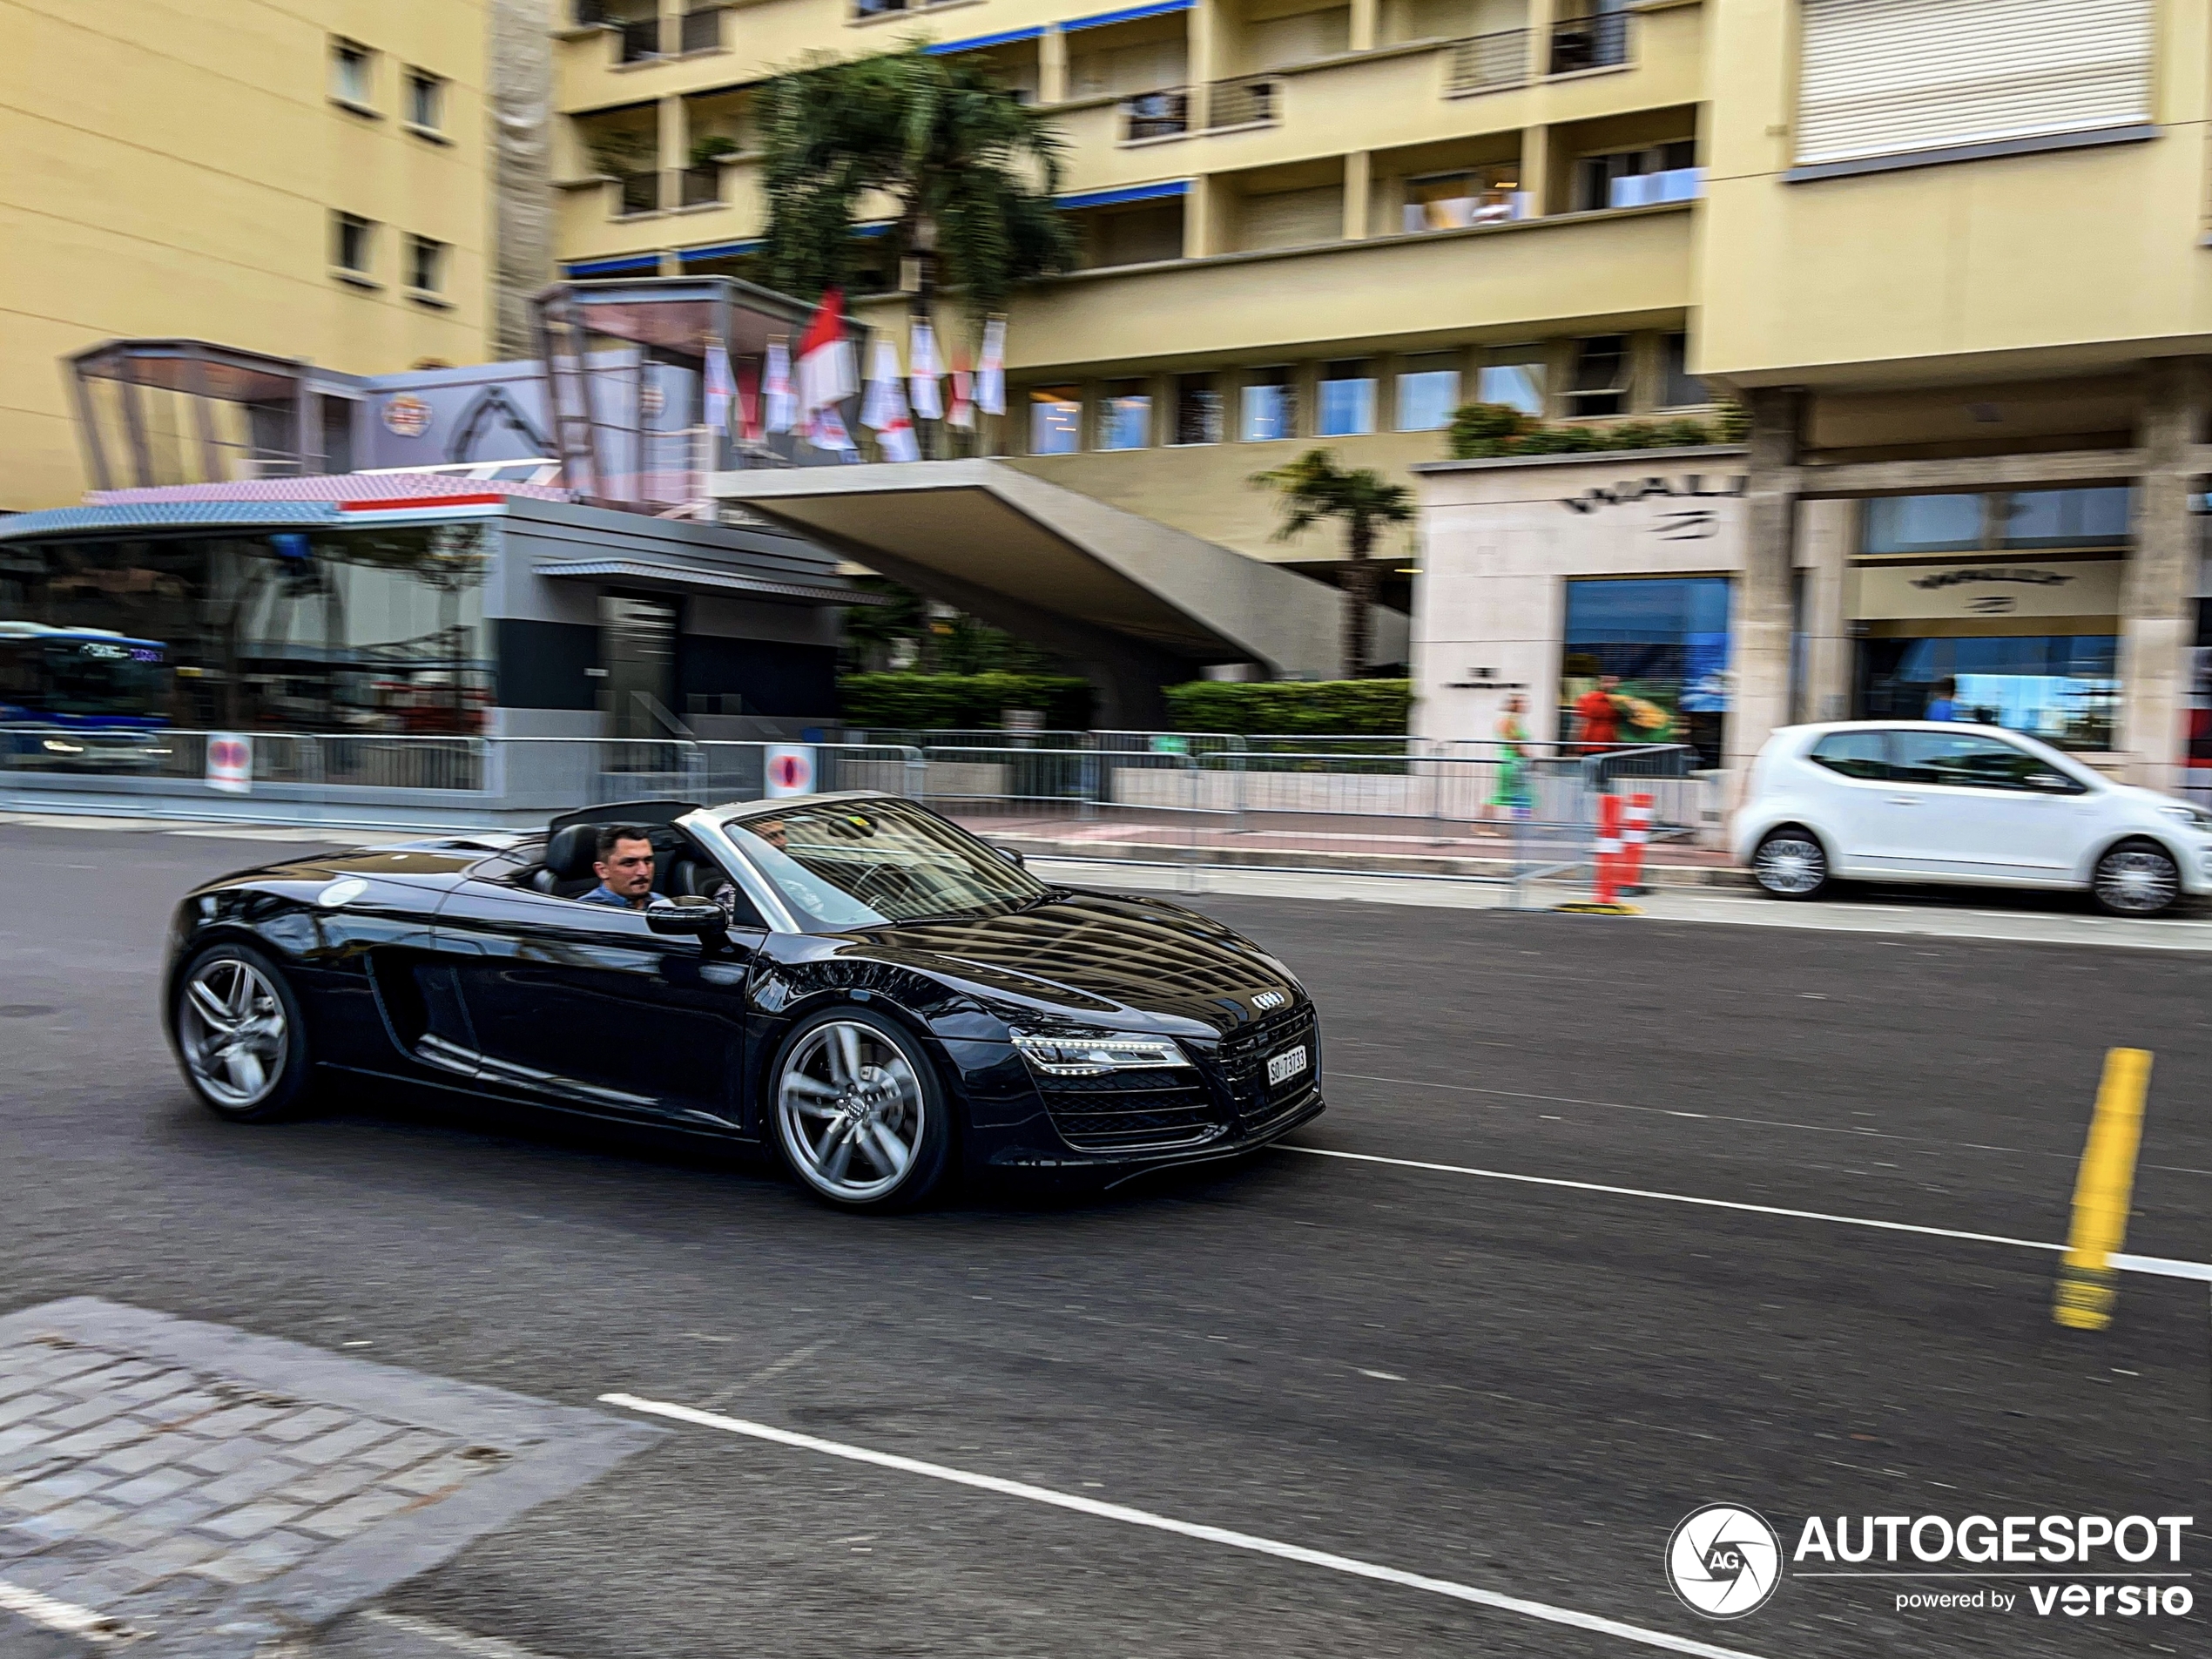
[762,340,796,435]
[862,336,920,463]
[947,358,974,431]
[908,319,944,422]
[975,315,1007,417]
[808,404,856,454]
[736,358,763,443]
[702,339,735,434]
[795,288,858,425]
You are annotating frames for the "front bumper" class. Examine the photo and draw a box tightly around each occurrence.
[980,1089,1327,1187]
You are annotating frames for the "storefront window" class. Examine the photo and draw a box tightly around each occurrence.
[1560,576,1731,765]
[1241,367,1296,442]
[1395,354,1461,432]
[1098,381,1151,451]
[1862,495,1983,555]
[1477,349,1545,416]
[1856,635,2118,751]
[1028,386,1080,455]
[0,528,492,733]
[1999,488,2130,548]
[1318,360,1376,436]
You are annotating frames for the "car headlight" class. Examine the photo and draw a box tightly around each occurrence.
[1011,1028,1187,1076]
[2158,804,2212,832]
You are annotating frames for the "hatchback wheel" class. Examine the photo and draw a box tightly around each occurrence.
[2091,840,2181,917]
[1751,828,1830,900]
[172,944,313,1122]
[772,1008,952,1211]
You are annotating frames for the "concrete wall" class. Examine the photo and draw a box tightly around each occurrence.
[2,1,501,510]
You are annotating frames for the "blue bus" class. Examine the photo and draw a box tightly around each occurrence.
[0,623,173,771]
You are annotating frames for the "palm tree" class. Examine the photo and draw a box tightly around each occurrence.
[758,44,1076,453]
[1251,448,1416,678]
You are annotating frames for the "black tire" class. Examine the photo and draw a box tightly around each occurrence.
[169,941,315,1123]
[2090,839,2181,918]
[1750,826,1831,900]
[769,1006,954,1212]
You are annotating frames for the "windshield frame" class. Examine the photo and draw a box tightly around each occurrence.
[696,794,1050,934]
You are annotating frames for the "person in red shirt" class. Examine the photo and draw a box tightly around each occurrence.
[1575,674,1622,751]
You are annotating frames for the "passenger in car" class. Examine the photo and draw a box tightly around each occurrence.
[579,826,658,909]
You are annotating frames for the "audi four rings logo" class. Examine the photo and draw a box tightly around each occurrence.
[1668,1505,1783,1619]
[1251,990,1286,1010]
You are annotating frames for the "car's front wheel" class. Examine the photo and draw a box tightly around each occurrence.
[772,1008,953,1211]
[171,942,314,1122]
[2091,840,2182,917]
[1751,826,1831,900]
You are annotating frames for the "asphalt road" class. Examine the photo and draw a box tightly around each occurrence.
[2,821,2207,1659]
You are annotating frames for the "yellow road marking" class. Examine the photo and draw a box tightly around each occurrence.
[2054,1047,2153,1331]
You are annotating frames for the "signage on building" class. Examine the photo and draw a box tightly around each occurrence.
[382,395,434,439]
[1852,560,2122,621]
[1559,475,1748,516]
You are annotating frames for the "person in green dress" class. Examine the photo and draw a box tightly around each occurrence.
[1480,693,1532,833]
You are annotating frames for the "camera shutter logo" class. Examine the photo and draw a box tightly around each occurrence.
[1667,1505,1782,1619]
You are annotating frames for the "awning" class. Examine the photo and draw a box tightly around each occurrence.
[531,556,885,605]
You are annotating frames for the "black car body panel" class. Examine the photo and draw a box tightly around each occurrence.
[162,813,1324,1187]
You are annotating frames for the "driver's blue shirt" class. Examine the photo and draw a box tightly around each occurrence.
[579,884,645,908]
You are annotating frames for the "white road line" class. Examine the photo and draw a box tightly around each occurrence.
[1278,1145,2212,1282]
[600,1393,1768,1659]
[0,1580,136,1642]
[359,1610,560,1657]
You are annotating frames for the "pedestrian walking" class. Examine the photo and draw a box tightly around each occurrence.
[1480,693,1532,835]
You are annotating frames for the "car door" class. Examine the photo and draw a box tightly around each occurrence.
[1797,729,1900,872]
[1880,730,2092,880]
[429,873,759,1130]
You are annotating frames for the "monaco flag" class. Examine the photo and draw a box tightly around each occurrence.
[948,362,974,431]
[975,315,1007,416]
[702,339,736,434]
[763,339,796,435]
[862,336,921,463]
[908,319,945,422]
[795,288,858,423]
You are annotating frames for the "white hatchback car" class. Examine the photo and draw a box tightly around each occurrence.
[1734,722,2212,916]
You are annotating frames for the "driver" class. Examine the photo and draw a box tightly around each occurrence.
[579,826,658,909]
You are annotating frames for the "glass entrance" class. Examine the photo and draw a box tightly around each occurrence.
[599,593,679,738]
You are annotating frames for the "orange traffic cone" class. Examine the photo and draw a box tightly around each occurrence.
[1620,792,1654,894]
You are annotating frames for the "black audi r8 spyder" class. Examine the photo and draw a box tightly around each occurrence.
[162,793,1323,1211]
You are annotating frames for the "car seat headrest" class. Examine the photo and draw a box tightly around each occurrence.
[544,824,604,880]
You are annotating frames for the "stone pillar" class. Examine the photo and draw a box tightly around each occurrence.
[1183,175,1217,258]
[1039,25,1069,103]
[2120,359,2205,789]
[1342,152,1371,239]
[1797,497,1856,724]
[658,92,686,210]
[1349,0,1379,52]
[1730,387,1802,779]
[1518,123,1550,217]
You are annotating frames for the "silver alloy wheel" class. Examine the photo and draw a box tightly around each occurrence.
[777,1020,926,1203]
[1754,833,1825,895]
[2094,846,2179,914]
[179,956,289,1109]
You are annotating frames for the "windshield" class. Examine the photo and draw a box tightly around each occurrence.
[15,640,168,718]
[725,797,1049,930]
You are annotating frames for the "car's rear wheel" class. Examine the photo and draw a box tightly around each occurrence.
[1751,827,1830,900]
[2091,840,2181,917]
[172,943,314,1122]
[772,1008,952,1211]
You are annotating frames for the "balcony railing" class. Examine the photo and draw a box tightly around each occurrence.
[615,171,661,216]
[1122,88,1190,142]
[1548,10,1629,74]
[678,164,723,207]
[617,15,664,62]
[679,7,724,51]
[1444,28,1530,95]
[1206,75,1280,130]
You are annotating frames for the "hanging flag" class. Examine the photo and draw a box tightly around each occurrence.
[975,315,1007,416]
[736,358,763,443]
[948,363,974,431]
[763,339,796,435]
[795,289,858,423]
[862,336,920,462]
[908,319,944,422]
[807,404,857,454]
[702,339,735,434]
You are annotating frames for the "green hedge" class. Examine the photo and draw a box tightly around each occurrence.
[1163,679,1411,736]
[1445,401,1750,461]
[840,672,1094,730]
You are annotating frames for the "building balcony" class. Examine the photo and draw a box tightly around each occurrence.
[1121,88,1191,143]
[1443,28,1531,97]
[1548,10,1630,77]
[1205,75,1282,132]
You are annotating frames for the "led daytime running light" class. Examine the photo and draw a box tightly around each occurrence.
[1011,1028,1186,1076]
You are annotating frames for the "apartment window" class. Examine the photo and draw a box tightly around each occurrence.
[1241,366,1297,442]
[407,235,447,294]
[1477,347,1545,416]
[1395,353,1462,432]
[1029,387,1081,455]
[1317,360,1375,437]
[405,71,445,132]
[331,212,374,277]
[1174,374,1222,445]
[1401,166,1522,233]
[2000,489,2131,549]
[1565,337,1627,417]
[1099,381,1152,450]
[1659,334,1704,408]
[1861,496,1985,556]
[330,38,374,109]
[1575,141,1698,212]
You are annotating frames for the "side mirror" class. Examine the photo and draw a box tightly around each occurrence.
[648,898,727,937]
[994,843,1025,868]
[2026,772,2080,793]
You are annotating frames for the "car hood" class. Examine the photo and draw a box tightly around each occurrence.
[842,889,1305,1036]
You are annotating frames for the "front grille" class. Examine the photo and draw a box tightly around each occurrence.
[1037,1069,1223,1150]
[1217,1005,1318,1122]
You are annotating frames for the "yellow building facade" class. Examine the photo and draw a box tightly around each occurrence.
[1,0,508,512]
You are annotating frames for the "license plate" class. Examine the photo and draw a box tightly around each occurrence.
[1266,1044,1308,1088]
